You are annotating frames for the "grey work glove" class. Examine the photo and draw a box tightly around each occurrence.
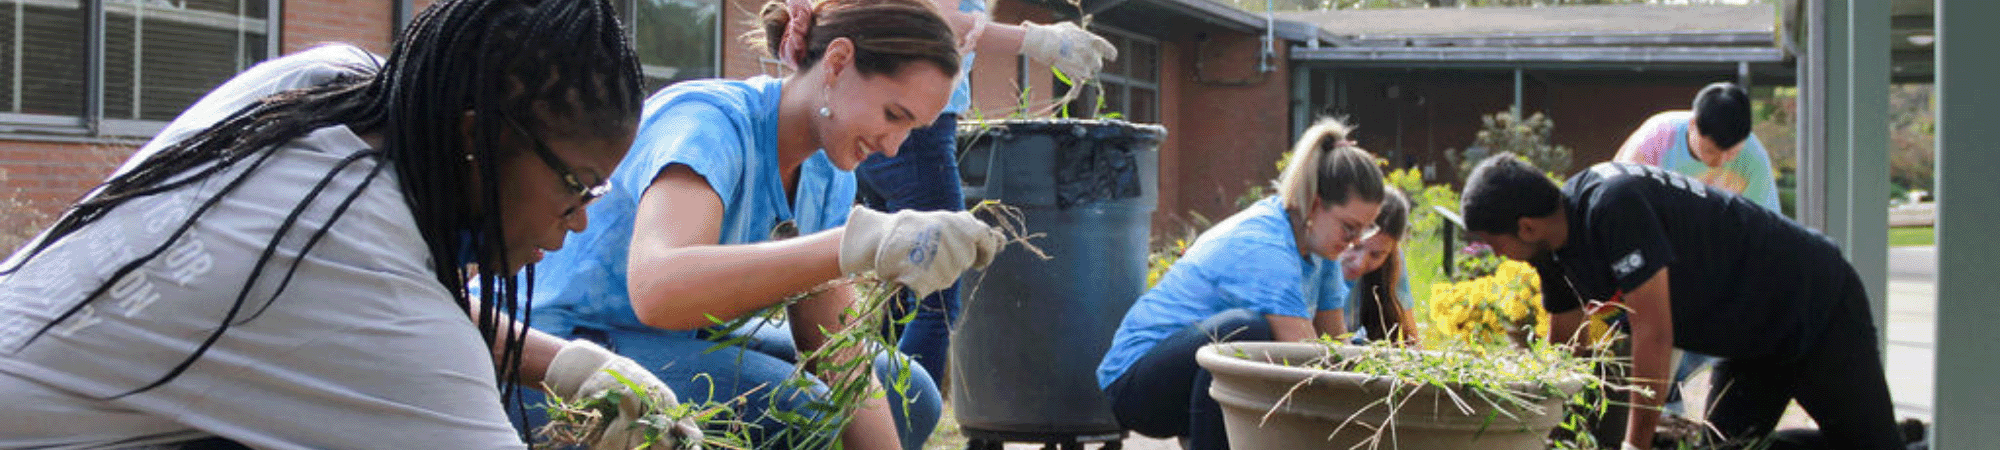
[838,206,1003,297]
[1020,21,1119,82]
[545,340,703,449]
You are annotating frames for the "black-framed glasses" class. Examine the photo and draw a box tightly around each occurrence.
[503,115,611,218]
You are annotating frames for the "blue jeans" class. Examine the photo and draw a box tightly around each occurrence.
[1663,350,1718,415]
[511,321,942,450]
[1103,308,1274,450]
[855,112,964,381]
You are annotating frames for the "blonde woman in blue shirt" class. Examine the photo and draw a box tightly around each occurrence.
[1096,118,1386,450]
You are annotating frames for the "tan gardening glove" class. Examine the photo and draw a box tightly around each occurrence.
[839,206,1003,297]
[545,339,703,450]
[1020,21,1118,81]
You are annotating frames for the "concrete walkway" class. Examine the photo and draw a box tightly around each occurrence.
[1883,246,1935,420]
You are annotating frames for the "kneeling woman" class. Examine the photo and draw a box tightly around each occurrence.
[521,0,998,448]
[1095,118,1386,450]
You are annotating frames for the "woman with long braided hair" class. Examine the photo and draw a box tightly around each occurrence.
[522,0,1000,447]
[0,0,682,448]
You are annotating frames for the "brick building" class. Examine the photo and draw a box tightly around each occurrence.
[0,1,1796,249]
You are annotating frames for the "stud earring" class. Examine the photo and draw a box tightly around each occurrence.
[817,106,831,118]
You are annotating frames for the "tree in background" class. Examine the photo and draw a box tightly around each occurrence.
[1887,84,1935,200]
[1752,84,1934,212]
[1446,111,1574,183]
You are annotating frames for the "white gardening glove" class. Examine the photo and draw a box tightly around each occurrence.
[1020,21,1119,82]
[545,340,703,450]
[839,206,1004,297]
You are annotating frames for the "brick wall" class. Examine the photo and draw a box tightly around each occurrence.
[282,0,396,55]
[723,0,788,78]
[1155,25,1294,234]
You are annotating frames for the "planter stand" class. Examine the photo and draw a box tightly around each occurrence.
[949,119,1164,450]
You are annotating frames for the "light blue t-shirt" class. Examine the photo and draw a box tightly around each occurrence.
[1096,196,1345,389]
[943,0,986,114]
[528,76,856,334]
[1339,254,1415,338]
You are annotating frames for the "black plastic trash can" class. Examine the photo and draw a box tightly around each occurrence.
[949,119,1164,449]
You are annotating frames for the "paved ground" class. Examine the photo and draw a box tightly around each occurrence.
[1883,246,1936,421]
[936,246,1940,449]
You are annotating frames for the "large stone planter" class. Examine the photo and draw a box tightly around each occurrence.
[1197,342,1582,450]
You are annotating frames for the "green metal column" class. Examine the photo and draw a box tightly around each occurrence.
[1933,0,2000,446]
[1844,0,1890,350]
[1292,64,1310,141]
[1796,0,1842,233]
[1822,0,1852,247]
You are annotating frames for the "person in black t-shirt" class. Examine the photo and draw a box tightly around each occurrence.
[1458,153,1901,450]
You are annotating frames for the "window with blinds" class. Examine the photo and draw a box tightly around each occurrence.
[613,0,718,92]
[1059,26,1160,124]
[0,0,272,135]
[0,0,87,120]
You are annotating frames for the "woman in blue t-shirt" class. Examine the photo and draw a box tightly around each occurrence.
[1095,118,1387,450]
[520,0,1001,448]
[1335,187,1420,346]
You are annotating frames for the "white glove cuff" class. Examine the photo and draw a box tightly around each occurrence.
[839,206,892,275]
[545,339,614,398]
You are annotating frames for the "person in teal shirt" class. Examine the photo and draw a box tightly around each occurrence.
[1613,82,1782,212]
[1097,118,1386,450]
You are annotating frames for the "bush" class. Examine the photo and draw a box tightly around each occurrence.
[0,168,49,257]
[1446,111,1573,182]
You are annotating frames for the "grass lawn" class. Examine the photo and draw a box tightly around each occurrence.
[1890,226,1935,247]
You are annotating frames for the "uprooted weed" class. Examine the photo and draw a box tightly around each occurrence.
[677,201,1045,449]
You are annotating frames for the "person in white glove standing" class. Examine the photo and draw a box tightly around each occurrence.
[0,0,691,449]
[522,0,1001,448]
[852,0,1119,394]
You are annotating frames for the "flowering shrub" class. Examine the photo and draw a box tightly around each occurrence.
[1146,237,1190,288]
[1450,241,1508,282]
[1425,259,1549,346]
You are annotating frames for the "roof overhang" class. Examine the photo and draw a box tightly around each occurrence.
[1277,4,1796,81]
[1023,0,1330,44]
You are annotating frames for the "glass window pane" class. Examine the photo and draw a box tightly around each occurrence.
[103,10,136,119]
[1129,39,1158,83]
[1129,86,1156,123]
[184,0,242,15]
[102,1,270,121]
[8,1,86,116]
[139,16,242,120]
[634,0,718,86]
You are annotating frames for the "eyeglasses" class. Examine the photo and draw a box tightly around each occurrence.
[1342,220,1381,244]
[504,115,611,218]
